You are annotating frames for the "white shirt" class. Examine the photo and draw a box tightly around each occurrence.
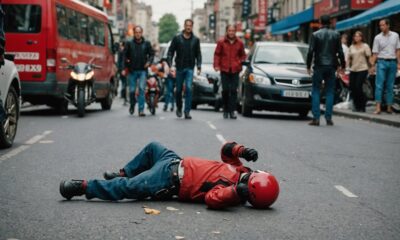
[372,31,400,59]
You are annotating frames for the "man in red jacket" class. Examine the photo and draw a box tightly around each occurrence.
[214,25,247,119]
[60,141,279,209]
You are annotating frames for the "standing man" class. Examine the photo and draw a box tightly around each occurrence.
[167,19,202,120]
[117,41,128,105]
[307,15,345,126]
[124,26,154,117]
[214,25,246,119]
[370,19,400,114]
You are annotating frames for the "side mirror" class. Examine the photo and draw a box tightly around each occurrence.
[91,64,102,70]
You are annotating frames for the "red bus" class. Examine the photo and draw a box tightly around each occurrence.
[3,0,117,112]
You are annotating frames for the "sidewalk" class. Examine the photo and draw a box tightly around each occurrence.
[332,101,400,128]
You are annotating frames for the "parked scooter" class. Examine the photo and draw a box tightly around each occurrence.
[61,57,102,117]
[145,70,160,115]
[335,69,350,103]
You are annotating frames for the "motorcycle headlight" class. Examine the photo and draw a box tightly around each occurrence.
[85,70,94,80]
[70,72,86,81]
[193,74,208,84]
[249,73,271,85]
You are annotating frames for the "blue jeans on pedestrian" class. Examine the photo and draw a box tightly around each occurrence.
[128,70,147,112]
[176,68,194,113]
[164,77,175,109]
[311,66,336,120]
[86,142,181,201]
[375,60,397,105]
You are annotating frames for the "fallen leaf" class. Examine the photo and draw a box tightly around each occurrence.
[175,236,185,240]
[144,207,161,215]
[166,207,179,211]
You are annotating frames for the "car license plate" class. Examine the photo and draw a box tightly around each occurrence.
[282,90,309,98]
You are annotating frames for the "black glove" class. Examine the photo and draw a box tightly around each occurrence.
[240,148,258,162]
[236,183,249,202]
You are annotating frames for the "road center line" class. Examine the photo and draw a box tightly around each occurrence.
[0,145,31,163]
[216,134,227,144]
[207,121,217,130]
[25,130,53,145]
[335,185,358,198]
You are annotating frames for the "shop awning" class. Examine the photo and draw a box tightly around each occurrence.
[336,0,400,31]
[271,7,313,35]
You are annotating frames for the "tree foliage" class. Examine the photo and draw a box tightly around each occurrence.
[158,14,179,43]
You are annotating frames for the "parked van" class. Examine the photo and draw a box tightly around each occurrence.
[2,0,117,112]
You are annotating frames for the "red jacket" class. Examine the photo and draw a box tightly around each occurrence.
[178,142,251,209]
[213,37,246,74]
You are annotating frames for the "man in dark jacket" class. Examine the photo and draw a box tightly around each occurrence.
[307,15,345,126]
[167,19,202,120]
[214,25,246,119]
[124,26,154,116]
[59,141,279,210]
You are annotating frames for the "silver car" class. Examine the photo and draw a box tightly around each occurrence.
[0,56,21,148]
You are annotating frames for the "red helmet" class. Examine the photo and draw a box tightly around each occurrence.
[247,171,279,209]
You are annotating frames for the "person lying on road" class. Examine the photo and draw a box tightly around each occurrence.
[59,141,279,209]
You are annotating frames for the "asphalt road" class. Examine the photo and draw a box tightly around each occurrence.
[1,99,399,240]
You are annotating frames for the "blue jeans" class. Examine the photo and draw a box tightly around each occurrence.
[86,142,181,201]
[311,66,336,120]
[128,71,147,112]
[164,77,175,109]
[176,68,193,113]
[375,60,397,104]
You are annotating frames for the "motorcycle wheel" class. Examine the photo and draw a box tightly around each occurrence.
[150,95,155,115]
[77,88,85,117]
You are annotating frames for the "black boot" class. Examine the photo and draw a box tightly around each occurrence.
[184,112,192,119]
[103,169,125,180]
[59,180,87,200]
[176,108,182,118]
[223,112,228,119]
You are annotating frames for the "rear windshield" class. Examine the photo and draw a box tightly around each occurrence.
[3,4,42,33]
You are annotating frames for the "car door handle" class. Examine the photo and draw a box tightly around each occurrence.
[26,40,38,45]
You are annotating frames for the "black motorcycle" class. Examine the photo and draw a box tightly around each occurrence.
[61,57,102,117]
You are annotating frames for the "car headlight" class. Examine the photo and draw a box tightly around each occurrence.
[193,74,208,84]
[249,73,271,85]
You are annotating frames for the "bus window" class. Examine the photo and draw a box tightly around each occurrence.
[56,5,68,39]
[78,13,89,44]
[67,8,79,41]
[3,4,41,33]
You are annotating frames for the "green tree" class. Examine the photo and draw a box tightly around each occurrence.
[158,13,179,43]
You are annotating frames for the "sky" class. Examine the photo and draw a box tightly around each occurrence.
[139,0,208,26]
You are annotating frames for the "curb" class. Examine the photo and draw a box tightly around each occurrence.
[333,110,400,128]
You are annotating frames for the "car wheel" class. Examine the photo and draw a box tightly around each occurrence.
[241,97,252,117]
[0,86,19,149]
[101,83,114,110]
[55,99,68,115]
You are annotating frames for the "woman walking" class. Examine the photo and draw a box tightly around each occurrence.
[347,31,371,112]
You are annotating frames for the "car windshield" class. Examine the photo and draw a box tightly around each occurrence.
[3,4,42,33]
[201,45,216,64]
[254,45,308,65]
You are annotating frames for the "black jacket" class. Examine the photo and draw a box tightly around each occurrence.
[167,32,202,70]
[124,38,154,71]
[307,27,345,69]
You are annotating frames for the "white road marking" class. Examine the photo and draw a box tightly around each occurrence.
[25,130,52,145]
[0,130,53,163]
[62,116,68,119]
[207,121,217,130]
[159,117,166,120]
[39,140,54,144]
[216,134,226,144]
[335,185,358,198]
[0,145,31,162]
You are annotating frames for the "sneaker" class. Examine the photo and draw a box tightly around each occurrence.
[184,112,192,120]
[103,170,125,180]
[223,112,228,119]
[326,119,334,126]
[139,112,146,117]
[229,112,237,119]
[308,119,320,126]
[176,109,182,118]
[129,105,135,115]
[163,105,167,112]
[59,180,87,200]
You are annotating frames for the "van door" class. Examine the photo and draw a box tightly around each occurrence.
[3,3,47,82]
